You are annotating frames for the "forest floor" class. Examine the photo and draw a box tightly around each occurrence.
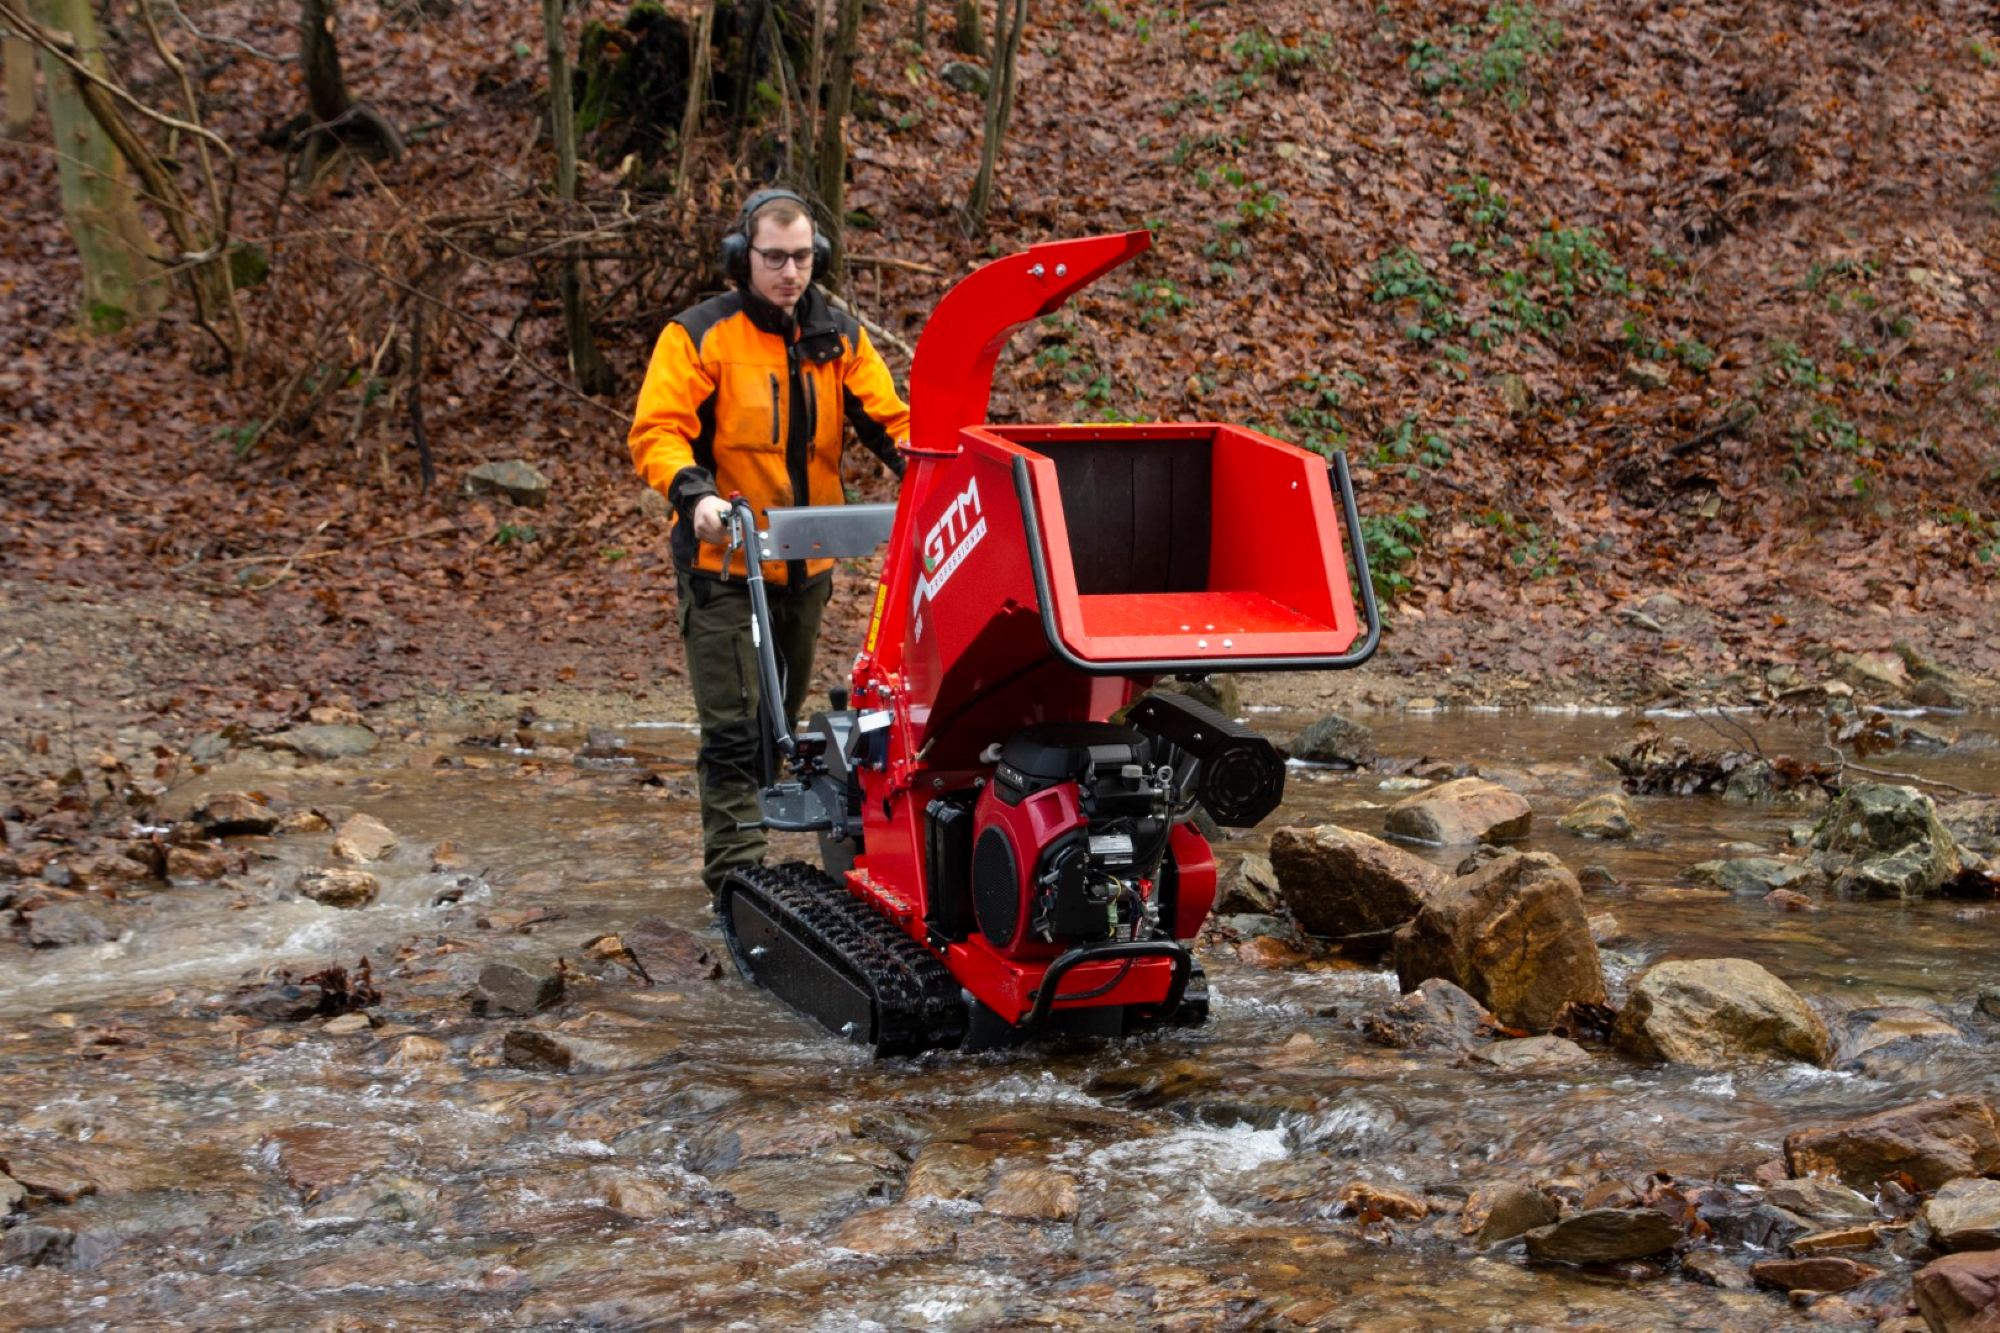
[3,0,1999,791]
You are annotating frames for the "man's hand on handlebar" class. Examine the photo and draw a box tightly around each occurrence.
[692,494,733,545]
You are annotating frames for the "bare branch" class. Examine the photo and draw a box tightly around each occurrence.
[0,0,234,156]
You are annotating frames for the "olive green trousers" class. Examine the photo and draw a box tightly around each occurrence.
[678,568,832,899]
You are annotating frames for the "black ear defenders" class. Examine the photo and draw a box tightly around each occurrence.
[720,187,832,284]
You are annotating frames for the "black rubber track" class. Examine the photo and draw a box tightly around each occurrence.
[719,861,967,1057]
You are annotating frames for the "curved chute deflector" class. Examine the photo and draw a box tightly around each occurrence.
[907,231,1152,455]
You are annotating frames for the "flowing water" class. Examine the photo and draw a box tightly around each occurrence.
[2,704,1996,1330]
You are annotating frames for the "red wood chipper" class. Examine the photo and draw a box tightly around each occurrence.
[715,230,1379,1054]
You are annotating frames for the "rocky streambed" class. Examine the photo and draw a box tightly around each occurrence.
[2,702,1998,1330]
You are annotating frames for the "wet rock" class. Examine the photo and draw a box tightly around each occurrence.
[831,1204,957,1256]
[1785,1096,2000,1192]
[1682,1250,1756,1290]
[1812,783,1962,899]
[465,458,551,508]
[1384,777,1532,846]
[1392,851,1606,1032]
[322,1012,372,1035]
[1363,978,1496,1053]
[1522,1207,1682,1263]
[1087,1059,1218,1107]
[1921,1179,2000,1253]
[1475,1036,1589,1072]
[1289,713,1378,768]
[1687,856,1816,896]
[1213,853,1280,915]
[0,849,51,879]
[0,1224,110,1270]
[1941,798,2000,857]
[272,724,381,760]
[714,1158,897,1227]
[1558,792,1638,840]
[596,1171,690,1220]
[296,865,380,909]
[308,1174,439,1227]
[164,845,232,881]
[1463,1181,1558,1246]
[68,851,154,889]
[1765,888,1820,911]
[1750,1255,1880,1292]
[472,963,564,1015]
[1237,935,1310,968]
[1836,1005,1963,1072]
[1789,1224,1881,1256]
[275,810,328,836]
[902,1142,996,1203]
[1766,1177,1879,1222]
[1577,863,1619,890]
[430,840,468,873]
[1611,958,1832,1068]
[1914,1251,2000,1331]
[387,1034,451,1066]
[1338,1180,1426,1221]
[331,813,398,863]
[501,1026,680,1074]
[938,59,989,96]
[621,916,722,983]
[1586,912,1625,945]
[232,981,331,1022]
[1268,824,1446,955]
[1721,759,1820,806]
[1834,651,1909,696]
[21,903,113,948]
[261,1126,398,1197]
[1707,1202,1815,1251]
[985,1166,1079,1221]
[193,791,279,836]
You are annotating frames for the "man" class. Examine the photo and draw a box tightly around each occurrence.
[629,189,910,903]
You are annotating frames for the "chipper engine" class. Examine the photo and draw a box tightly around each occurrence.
[714,230,1380,1055]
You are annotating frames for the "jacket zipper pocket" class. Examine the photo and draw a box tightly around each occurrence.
[768,373,780,446]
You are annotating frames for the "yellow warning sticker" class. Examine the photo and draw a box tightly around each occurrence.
[864,580,890,654]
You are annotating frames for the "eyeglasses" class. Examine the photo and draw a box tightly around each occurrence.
[753,246,815,272]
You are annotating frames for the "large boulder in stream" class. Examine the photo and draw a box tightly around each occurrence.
[1810,782,1961,899]
[1785,1096,2000,1192]
[1941,798,2000,856]
[1392,851,1605,1032]
[1268,824,1445,954]
[1915,1251,2000,1332]
[1558,791,1639,840]
[1288,713,1378,768]
[1522,1207,1683,1263]
[1384,777,1532,847]
[1612,958,1833,1068]
[1920,1179,2000,1253]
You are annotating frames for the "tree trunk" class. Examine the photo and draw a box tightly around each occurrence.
[676,2,714,187]
[4,32,33,136]
[913,0,928,50]
[964,0,1026,233]
[293,0,403,179]
[301,0,352,125]
[816,0,863,291]
[952,0,983,58]
[542,0,615,396]
[34,0,160,330]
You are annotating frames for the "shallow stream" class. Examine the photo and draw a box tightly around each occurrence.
[2,704,1995,1330]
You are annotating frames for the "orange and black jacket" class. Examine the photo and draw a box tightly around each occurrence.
[629,285,910,585]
